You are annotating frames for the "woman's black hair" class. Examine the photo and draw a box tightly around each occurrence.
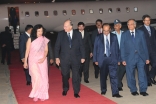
[30,24,46,42]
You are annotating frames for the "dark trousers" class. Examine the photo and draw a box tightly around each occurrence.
[24,68,31,82]
[117,64,126,88]
[145,53,156,83]
[80,56,90,81]
[99,56,118,95]
[93,62,99,78]
[1,47,11,64]
[126,54,147,93]
[61,62,80,94]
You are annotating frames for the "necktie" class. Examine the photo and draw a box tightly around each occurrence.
[131,32,135,42]
[147,26,151,36]
[106,36,110,57]
[68,33,72,48]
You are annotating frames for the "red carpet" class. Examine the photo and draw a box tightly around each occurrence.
[9,50,116,104]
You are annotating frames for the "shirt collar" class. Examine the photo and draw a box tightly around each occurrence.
[130,29,135,34]
[25,32,30,37]
[144,24,150,28]
[104,33,110,38]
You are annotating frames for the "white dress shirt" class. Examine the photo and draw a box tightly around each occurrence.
[67,30,73,39]
[25,32,30,37]
[104,34,110,54]
[79,30,84,39]
[98,28,102,34]
[130,29,135,37]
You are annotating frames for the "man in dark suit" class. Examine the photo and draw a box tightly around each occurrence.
[139,15,156,86]
[19,25,33,85]
[91,19,103,78]
[0,26,13,65]
[93,23,122,98]
[112,19,125,91]
[77,22,92,83]
[120,19,149,96]
[55,20,85,98]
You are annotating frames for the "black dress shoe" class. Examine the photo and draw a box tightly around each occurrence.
[26,82,31,85]
[118,87,123,91]
[84,80,89,83]
[131,92,139,96]
[62,91,67,96]
[101,92,106,95]
[74,94,80,98]
[140,92,149,96]
[148,83,152,86]
[95,76,98,79]
[112,94,123,98]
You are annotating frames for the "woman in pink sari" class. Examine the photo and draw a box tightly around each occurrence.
[24,24,49,101]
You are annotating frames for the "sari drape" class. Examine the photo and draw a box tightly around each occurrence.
[28,36,49,100]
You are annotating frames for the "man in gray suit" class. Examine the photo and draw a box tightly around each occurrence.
[120,19,149,96]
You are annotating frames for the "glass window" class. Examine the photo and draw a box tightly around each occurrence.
[81,9,85,15]
[116,8,121,12]
[108,8,112,13]
[35,11,39,17]
[25,11,30,17]
[72,10,76,15]
[126,7,130,13]
[89,9,94,14]
[134,7,138,12]
[53,10,58,16]
[99,8,103,14]
[63,10,67,15]
[44,11,48,16]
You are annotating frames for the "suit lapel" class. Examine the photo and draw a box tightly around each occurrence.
[143,26,150,36]
[150,26,153,36]
[110,34,113,49]
[101,34,105,52]
[65,31,68,41]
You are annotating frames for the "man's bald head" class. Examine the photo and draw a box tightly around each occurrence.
[102,23,111,35]
[64,20,73,32]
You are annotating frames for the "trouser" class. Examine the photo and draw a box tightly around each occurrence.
[80,56,90,81]
[117,64,126,88]
[145,53,156,83]
[126,54,147,93]
[24,68,31,82]
[61,61,80,94]
[1,47,11,64]
[99,56,118,95]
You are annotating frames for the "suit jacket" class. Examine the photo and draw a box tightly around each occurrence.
[91,29,99,48]
[0,31,12,49]
[93,33,120,66]
[19,32,29,59]
[55,30,85,65]
[76,29,92,58]
[139,25,156,54]
[120,29,149,63]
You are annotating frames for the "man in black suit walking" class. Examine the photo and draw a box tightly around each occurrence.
[91,19,103,78]
[77,22,92,83]
[55,20,85,98]
[19,25,33,85]
[0,26,13,65]
[139,15,156,86]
